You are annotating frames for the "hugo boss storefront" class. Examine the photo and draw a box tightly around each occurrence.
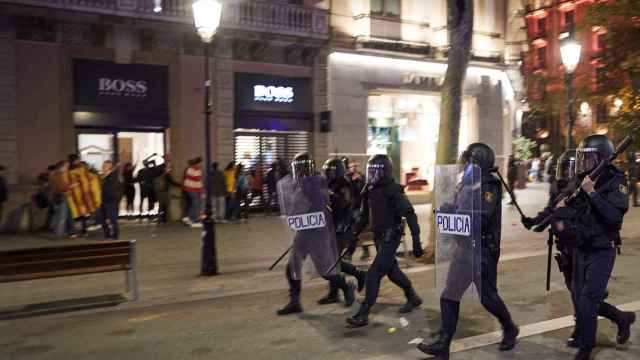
[73,59,169,171]
[233,73,313,172]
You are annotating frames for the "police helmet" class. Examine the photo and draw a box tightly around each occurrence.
[291,152,315,181]
[576,134,614,176]
[461,143,495,171]
[366,154,393,185]
[323,157,346,183]
[556,149,577,181]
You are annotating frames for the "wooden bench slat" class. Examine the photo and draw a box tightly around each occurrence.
[0,265,130,283]
[0,248,131,263]
[0,255,131,276]
[0,241,132,257]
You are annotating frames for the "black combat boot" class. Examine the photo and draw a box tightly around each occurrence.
[499,322,519,351]
[277,301,303,315]
[617,311,636,345]
[317,283,340,305]
[417,332,452,360]
[355,270,366,292]
[342,282,356,307]
[574,347,593,360]
[398,289,423,314]
[346,304,370,327]
[278,270,302,315]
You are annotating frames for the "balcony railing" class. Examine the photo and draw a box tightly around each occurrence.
[2,0,329,39]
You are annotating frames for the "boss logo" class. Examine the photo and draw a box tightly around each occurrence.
[254,85,294,103]
[98,78,148,97]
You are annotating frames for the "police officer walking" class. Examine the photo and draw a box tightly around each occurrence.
[547,135,633,359]
[345,154,424,327]
[277,153,355,315]
[317,158,366,305]
[418,143,519,358]
[522,149,635,350]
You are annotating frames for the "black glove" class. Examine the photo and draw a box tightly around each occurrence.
[439,202,457,213]
[412,236,423,258]
[521,216,536,230]
[346,238,357,256]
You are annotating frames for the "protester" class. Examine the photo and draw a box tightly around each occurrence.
[182,157,204,227]
[99,160,121,239]
[67,155,101,237]
[49,161,72,236]
[122,163,136,216]
[136,160,157,217]
[236,164,252,220]
[154,161,181,224]
[210,162,227,222]
[224,161,238,220]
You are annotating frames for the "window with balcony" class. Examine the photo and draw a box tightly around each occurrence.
[371,0,401,17]
[564,11,575,32]
[536,17,546,38]
[596,67,606,90]
[536,46,547,69]
[596,33,606,51]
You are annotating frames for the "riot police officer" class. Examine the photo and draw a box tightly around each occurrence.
[550,135,632,360]
[522,149,635,349]
[418,143,519,358]
[345,154,424,327]
[277,153,355,315]
[317,158,366,305]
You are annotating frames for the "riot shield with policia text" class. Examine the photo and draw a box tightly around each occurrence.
[433,164,482,303]
[277,174,340,280]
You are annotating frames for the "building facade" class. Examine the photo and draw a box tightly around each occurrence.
[522,0,610,154]
[0,0,329,224]
[328,0,521,191]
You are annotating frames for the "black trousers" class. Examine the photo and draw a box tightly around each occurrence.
[440,249,514,336]
[362,232,414,307]
[285,262,348,303]
[572,246,616,348]
[324,231,360,296]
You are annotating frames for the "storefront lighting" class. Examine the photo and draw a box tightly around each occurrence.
[153,0,162,13]
[329,52,515,101]
[192,0,222,43]
[597,127,608,135]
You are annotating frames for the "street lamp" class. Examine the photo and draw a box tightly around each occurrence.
[560,38,582,149]
[193,0,222,276]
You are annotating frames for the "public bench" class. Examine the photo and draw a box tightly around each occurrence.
[0,240,138,318]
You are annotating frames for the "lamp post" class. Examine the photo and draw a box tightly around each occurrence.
[193,0,222,276]
[560,38,582,149]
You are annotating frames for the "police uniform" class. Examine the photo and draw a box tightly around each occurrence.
[317,171,366,304]
[419,143,518,358]
[346,154,423,327]
[571,166,631,355]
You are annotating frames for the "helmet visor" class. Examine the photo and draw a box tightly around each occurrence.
[366,163,385,185]
[323,164,337,182]
[576,148,600,175]
[291,159,315,181]
[556,158,576,180]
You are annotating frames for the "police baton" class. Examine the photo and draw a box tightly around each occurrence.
[268,245,293,271]
[325,248,349,275]
[546,229,553,291]
[491,167,526,218]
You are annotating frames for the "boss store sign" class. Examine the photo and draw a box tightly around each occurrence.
[235,73,311,113]
[73,59,168,112]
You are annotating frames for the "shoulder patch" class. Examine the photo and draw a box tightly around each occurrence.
[619,184,629,194]
[484,191,494,203]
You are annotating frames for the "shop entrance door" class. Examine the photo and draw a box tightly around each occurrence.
[76,130,165,217]
[233,130,310,209]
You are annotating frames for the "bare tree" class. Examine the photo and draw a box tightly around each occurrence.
[436,0,474,165]
[427,0,474,258]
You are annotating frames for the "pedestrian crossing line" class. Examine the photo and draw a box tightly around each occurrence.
[366,300,640,360]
